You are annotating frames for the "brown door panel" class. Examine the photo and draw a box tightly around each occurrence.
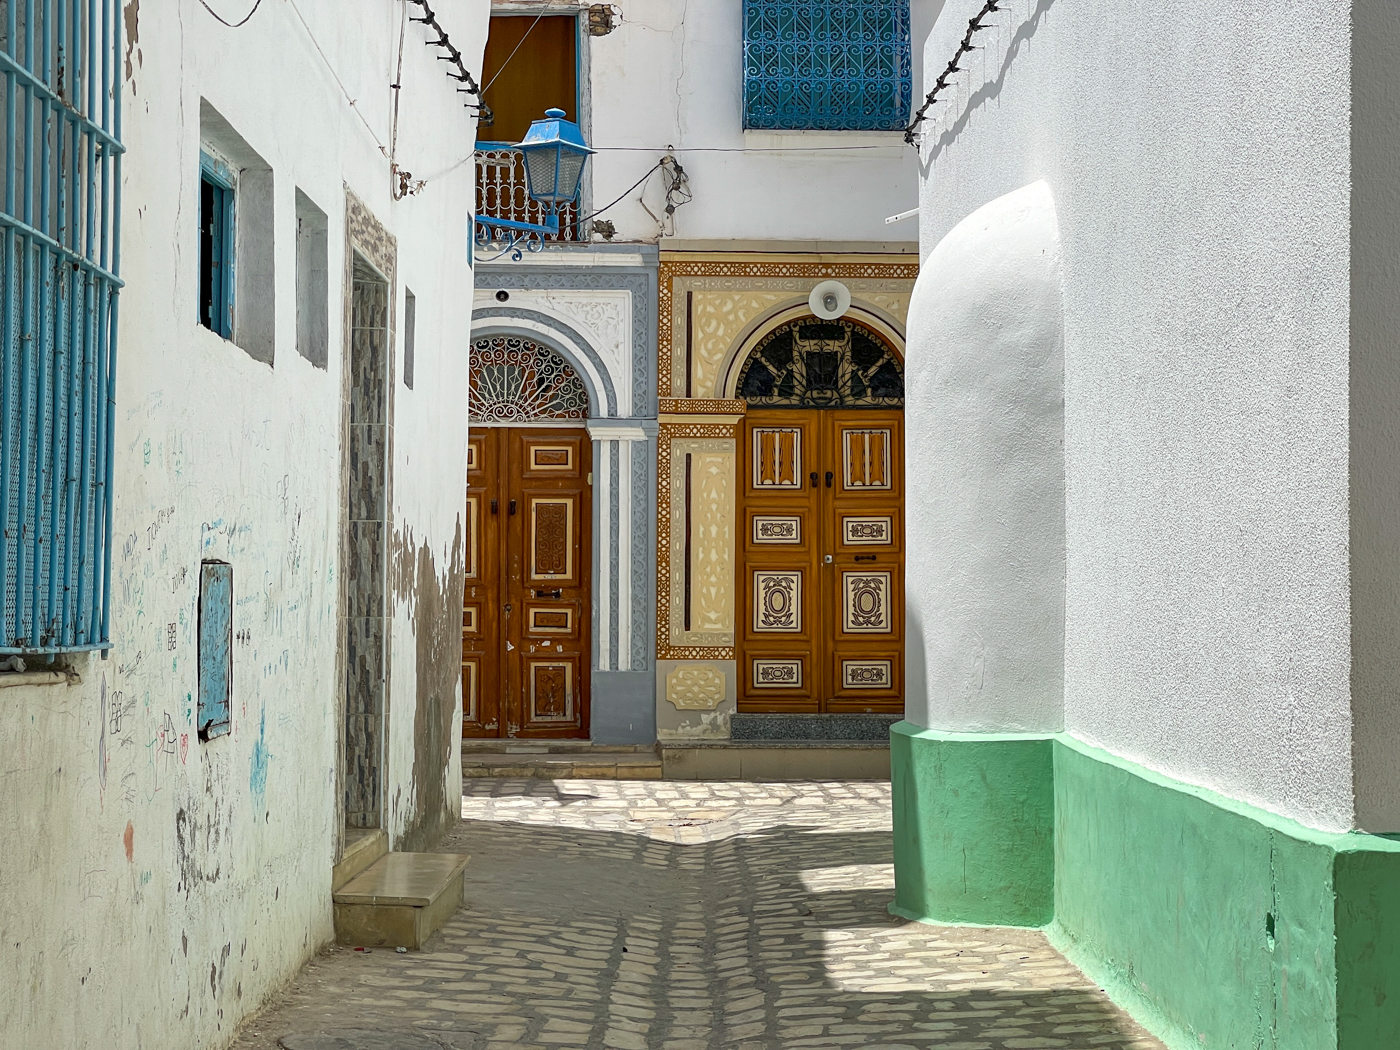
[462,426,591,739]
[462,429,502,736]
[738,408,905,713]
[504,428,590,738]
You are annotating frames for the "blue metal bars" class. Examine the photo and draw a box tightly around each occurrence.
[742,0,912,131]
[0,0,124,655]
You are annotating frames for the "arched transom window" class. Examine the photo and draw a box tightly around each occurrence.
[469,335,590,423]
[736,317,904,409]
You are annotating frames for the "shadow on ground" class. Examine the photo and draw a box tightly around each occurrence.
[230,783,1160,1050]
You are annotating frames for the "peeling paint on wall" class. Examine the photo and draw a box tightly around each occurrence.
[392,519,465,852]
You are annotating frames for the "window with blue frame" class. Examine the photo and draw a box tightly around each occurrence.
[743,0,912,132]
[0,2,124,657]
[199,152,235,339]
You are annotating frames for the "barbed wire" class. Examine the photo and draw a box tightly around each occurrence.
[406,0,494,126]
[904,0,1002,146]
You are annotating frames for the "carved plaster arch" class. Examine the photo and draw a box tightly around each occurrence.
[715,299,907,400]
[470,309,617,418]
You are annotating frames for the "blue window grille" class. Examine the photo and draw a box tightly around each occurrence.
[743,0,912,132]
[198,151,233,338]
[0,2,124,655]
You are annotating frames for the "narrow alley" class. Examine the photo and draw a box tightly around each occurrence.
[231,779,1161,1050]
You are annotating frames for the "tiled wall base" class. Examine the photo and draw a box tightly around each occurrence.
[891,723,1400,1050]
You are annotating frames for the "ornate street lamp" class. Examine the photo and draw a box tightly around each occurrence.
[474,108,594,258]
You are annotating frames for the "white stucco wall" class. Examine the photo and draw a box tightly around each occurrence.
[0,1,485,1047]
[583,0,941,243]
[905,182,1064,734]
[914,0,1358,831]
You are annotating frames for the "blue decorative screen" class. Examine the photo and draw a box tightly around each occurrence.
[743,0,912,131]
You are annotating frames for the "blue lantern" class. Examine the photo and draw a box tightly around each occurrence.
[516,108,594,210]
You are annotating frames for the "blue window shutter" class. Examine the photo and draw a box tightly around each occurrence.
[198,562,233,740]
[0,2,124,655]
[743,0,912,131]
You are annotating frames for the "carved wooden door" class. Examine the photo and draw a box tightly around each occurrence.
[823,411,903,709]
[737,409,903,713]
[462,427,592,738]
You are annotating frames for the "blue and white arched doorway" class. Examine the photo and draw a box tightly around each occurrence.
[462,334,595,738]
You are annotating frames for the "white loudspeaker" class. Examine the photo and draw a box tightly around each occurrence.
[809,280,852,320]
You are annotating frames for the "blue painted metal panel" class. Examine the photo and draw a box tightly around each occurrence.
[742,0,911,131]
[0,0,123,654]
[197,561,232,740]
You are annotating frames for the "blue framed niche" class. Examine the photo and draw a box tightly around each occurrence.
[742,0,912,131]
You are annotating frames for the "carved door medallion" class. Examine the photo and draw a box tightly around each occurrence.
[462,427,591,738]
[737,408,903,712]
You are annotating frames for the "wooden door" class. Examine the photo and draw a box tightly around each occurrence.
[823,411,903,711]
[462,430,500,735]
[462,427,592,738]
[736,409,903,713]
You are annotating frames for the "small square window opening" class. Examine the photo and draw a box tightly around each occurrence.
[403,289,416,389]
[199,151,235,338]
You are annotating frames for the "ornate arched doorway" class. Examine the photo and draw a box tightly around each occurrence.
[734,317,904,713]
[462,335,593,738]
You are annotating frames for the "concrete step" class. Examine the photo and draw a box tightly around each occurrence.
[332,827,387,891]
[333,852,470,950]
[661,740,891,781]
[459,750,655,778]
[461,743,662,779]
[729,712,901,742]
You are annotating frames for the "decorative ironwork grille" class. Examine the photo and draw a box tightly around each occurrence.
[737,318,903,409]
[742,0,911,131]
[1,2,124,654]
[470,336,589,423]
[475,149,579,243]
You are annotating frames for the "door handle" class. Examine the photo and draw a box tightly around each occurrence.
[809,471,818,488]
[534,588,562,599]
[854,554,877,562]
[503,603,512,613]
[824,554,833,564]
[509,499,517,515]
[491,499,498,514]
[825,471,834,488]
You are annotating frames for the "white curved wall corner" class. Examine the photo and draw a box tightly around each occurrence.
[904,180,1065,733]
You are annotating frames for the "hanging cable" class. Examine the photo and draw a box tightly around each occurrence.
[286,0,388,155]
[568,159,665,235]
[481,5,562,95]
[198,0,264,27]
[390,1,420,199]
[904,0,1002,146]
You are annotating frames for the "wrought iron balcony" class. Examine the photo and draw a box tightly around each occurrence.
[475,149,580,243]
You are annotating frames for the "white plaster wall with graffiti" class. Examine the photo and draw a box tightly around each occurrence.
[0,2,487,1047]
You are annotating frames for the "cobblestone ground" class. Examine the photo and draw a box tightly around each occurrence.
[232,779,1164,1050]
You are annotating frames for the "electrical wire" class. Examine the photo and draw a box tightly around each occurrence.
[568,159,664,233]
[591,144,899,153]
[285,0,388,155]
[481,5,562,95]
[198,0,264,27]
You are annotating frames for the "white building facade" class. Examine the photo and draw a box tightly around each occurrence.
[468,0,939,747]
[0,2,487,1046]
[897,1,1400,1047]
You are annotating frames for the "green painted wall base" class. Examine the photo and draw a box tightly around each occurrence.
[890,722,1400,1050]
[890,723,1054,926]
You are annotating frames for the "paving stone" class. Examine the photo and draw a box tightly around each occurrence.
[231,779,1164,1050]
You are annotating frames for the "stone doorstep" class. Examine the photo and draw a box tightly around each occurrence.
[332,828,387,892]
[333,852,470,951]
[462,754,664,780]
